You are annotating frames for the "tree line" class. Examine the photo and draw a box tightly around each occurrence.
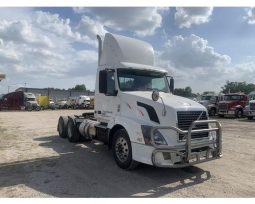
[174,81,255,97]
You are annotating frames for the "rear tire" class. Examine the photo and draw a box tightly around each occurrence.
[67,118,80,143]
[247,116,253,120]
[112,129,139,170]
[57,116,68,138]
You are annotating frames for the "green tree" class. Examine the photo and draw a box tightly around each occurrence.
[221,81,255,94]
[71,84,87,91]
[174,86,195,97]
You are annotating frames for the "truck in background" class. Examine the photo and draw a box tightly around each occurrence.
[76,95,91,109]
[0,91,40,111]
[57,33,222,170]
[244,91,255,120]
[207,94,225,116]
[198,93,216,109]
[218,93,248,118]
[66,97,77,109]
[37,96,56,110]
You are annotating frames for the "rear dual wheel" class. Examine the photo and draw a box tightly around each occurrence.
[58,116,68,138]
[67,118,80,143]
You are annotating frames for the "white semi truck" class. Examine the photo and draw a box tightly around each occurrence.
[244,91,255,120]
[57,33,222,170]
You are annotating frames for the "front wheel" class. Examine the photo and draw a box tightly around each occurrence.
[112,129,139,170]
[210,108,216,116]
[236,110,243,118]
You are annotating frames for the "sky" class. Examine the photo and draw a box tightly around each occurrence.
[0,7,255,94]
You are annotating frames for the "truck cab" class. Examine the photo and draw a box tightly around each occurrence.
[244,91,255,120]
[199,94,216,109]
[58,33,222,170]
[76,95,90,109]
[218,93,248,118]
[24,92,40,111]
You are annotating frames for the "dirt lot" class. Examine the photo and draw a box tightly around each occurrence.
[0,110,254,197]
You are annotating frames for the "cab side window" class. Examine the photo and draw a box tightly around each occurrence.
[99,69,116,95]
[107,71,115,95]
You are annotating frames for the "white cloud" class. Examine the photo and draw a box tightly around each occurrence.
[74,7,168,36]
[244,7,255,24]
[0,10,99,88]
[175,7,213,28]
[75,15,106,40]
[0,20,54,48]
[160,34,231,69]
[156,34,234,92]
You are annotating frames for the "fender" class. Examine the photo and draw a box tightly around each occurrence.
[232,105,243,110]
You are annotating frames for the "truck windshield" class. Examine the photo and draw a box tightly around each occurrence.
[117,69,170,93]
[250,95,255,100]
[201,95,212,100]
[224,95,242,101]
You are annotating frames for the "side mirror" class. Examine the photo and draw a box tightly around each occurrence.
[152,90,159,101]
[99,70,107,94]
[170,77,174,93]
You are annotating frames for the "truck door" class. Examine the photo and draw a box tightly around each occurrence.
[96,69,120,124]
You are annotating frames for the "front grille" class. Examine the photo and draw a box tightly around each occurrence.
[250,103,255,110]
[177,111,209,140]
[219,103,227,111]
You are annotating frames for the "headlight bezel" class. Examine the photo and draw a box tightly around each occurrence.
[141,125,168,146]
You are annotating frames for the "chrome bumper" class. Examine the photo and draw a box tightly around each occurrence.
[150,120,222,168]
[244,110,255,116]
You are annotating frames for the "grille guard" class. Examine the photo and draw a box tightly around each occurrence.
[150,120,222,167]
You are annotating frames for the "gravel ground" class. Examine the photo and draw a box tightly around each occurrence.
[0,110,254,197]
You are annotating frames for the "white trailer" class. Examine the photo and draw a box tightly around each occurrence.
[57,33,222,170]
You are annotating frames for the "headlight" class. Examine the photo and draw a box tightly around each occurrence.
[153,129,168,145]
[141,125,168,146]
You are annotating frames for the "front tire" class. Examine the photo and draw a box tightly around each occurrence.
[112,129,139,170]
[210,108,216,116]
[236,109,243,118]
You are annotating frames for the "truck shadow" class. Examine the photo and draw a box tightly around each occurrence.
[0,135,211,197]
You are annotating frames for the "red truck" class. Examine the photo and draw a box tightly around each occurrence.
[218,93,248,118]
[0,91,40,111]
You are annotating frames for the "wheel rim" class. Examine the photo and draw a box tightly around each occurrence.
[115,136,129,163]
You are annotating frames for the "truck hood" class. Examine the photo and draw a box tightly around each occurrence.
[199,100,210,106]
[122,91,206,111]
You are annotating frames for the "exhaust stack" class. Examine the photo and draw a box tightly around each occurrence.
[97,35,103,66]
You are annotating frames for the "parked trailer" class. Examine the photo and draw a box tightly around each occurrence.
[0,91,40,111]
[57,33,222,170]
